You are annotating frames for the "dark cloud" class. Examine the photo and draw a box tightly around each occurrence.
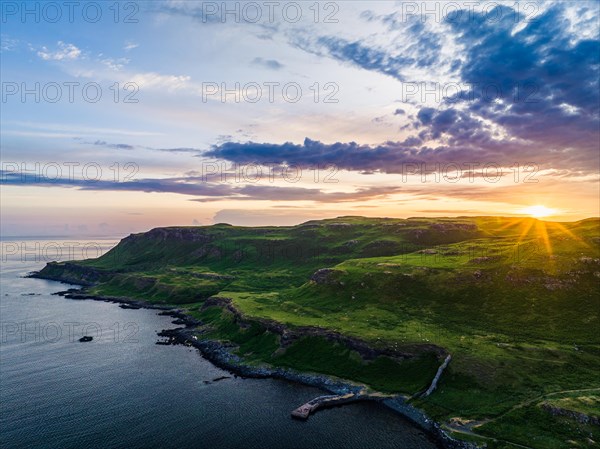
[0,171,232,196]
[288,15,443,81]
[359,10,443,68]
[205,134,597,175]
[55,3,600,201]
[153,147,203,153]
[443,5,599,150]
[91,140,135,150]
[82,139,202,154]
[313,36,414,81]
[255,23,279,40]
[209,4,599,177]
[0,171,402,203]
[251,57,284,70]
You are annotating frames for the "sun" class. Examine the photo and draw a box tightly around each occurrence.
[521,205,557,218]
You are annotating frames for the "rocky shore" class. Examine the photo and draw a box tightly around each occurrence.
[157,326,475,449]
[32,272,476,449]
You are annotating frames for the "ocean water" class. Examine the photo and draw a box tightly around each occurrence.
[0,239,439,449]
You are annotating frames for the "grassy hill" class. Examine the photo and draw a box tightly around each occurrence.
[37,216,600,448]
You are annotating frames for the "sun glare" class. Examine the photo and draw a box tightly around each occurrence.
[521,205,557,218]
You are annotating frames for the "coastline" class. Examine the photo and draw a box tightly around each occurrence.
[30,271,476,449]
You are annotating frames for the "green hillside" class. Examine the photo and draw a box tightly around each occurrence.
[37,216,600,448]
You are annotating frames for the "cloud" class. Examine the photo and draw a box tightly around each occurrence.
[231,4,597,178]
[0,171,403,203]
[37,41,82,61]
[155,147,203,153]
[1,34,18,52]
[251,57,284,70]
[205,134,598,176]
[6,122,163,137]
[158,2,225,24]
[289,11,444,81]
[123,41,139,51]
[82,139,202,154]
[0,172,234,197]
[191,185,403,203]
[309,36,414,81]
[255,23,279,40]
[101,57,130,71]
[130,72,192,91]
[440,4,600,157]
[90,140,136,150]
[33,39,191,95]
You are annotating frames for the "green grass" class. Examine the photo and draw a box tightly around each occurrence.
[194,306,439,394]
[272,336,439,393]
[547,396,600,417]
[37,216,600,448]
[192,306,281,361]
[477,402,598,449]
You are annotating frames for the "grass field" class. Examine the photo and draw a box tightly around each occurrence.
[38,216,600,448]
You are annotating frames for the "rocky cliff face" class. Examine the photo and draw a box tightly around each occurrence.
[201,296,447,361]
[31,262,110,286]
[124,227,216,244]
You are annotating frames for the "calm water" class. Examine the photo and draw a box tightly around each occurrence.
[0,239,438,449]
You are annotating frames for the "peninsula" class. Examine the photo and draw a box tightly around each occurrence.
[33,216,600,449]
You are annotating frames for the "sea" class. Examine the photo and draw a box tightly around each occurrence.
[0,238,439,449]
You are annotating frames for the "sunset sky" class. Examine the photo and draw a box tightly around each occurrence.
[1,1,599,236]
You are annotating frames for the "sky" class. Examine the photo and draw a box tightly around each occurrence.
[1,0,599,236]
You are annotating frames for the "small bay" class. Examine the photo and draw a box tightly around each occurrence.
[0,239,438,449]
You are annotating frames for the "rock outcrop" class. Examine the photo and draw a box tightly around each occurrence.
[310,268,345,285]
